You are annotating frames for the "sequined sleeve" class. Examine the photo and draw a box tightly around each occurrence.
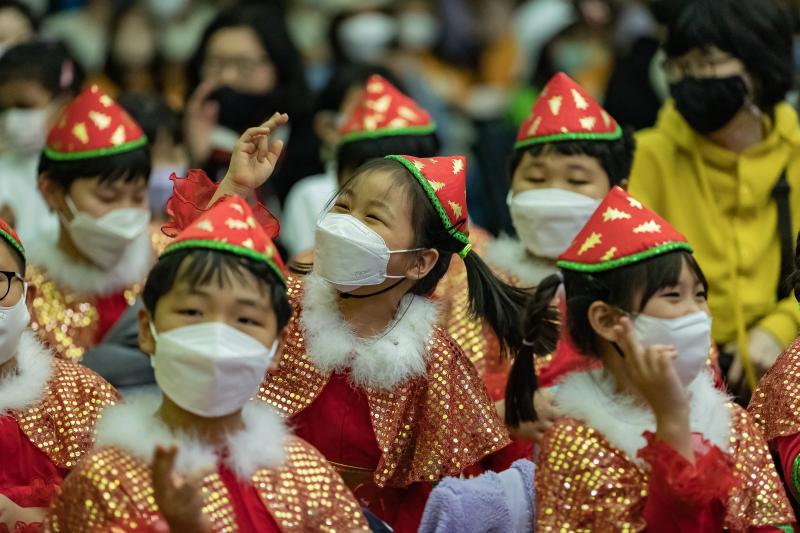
[749,336,800,442]
[17,360,119,470]
[535,417,649,532]
[255,437,370,532]
[723,405,795,530]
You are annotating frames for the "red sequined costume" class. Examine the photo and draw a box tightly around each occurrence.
[537,369,794,531]
[749,336,800,507]
[0,331,119,532]
[25,230,165,362]
[258,274,510,533]
[46,397,369,532]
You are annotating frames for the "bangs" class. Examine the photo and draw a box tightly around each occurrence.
[664,1,730,58]
[175,250,278,293]
[39,145,152,188]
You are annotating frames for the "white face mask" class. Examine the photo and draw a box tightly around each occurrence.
[0,108,49,156]
[314,212,422,293]
[508,188,600,259]
[63,196,151,269]
[337,12,397,64]
[397,12,440,52]
[634,311,712,386]
[0,282,30,366]
[150,322,278,418]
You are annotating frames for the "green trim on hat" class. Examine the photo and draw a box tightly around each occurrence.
[385,155,470,246]
[339,124,437,146]
[514,125,623,150]
[556,241,693,273]
[0,228,24,259]
[160,239,286,286]
[43,136,149,161]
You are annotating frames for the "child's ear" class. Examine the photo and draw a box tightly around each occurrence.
[587,301,624,343]
[25,283,36,315]
[38,174,65,214]
[138,307,155,356]
[405,249,439,281]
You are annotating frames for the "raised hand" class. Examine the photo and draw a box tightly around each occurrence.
[214,112,289,204]
[184,81,219,164]
[613,316,693,461]
[151,445,211,533]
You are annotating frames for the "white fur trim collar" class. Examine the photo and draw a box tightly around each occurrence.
[555,369,732,464]
[484,235,557,287]
[94,395,289,478]
[0,330,53,414]
[26,230,153,295]
[300,273,439,390]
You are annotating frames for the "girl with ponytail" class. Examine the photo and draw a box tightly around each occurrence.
[518,186,792,531]
[168,113,517,532]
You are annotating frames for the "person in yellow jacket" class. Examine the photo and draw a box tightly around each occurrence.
[629,0,800,393]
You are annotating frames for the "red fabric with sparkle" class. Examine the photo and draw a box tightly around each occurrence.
[290,372,430,533]
[0,415,64,533]
[516,72,620,146]
[638,431,737,532]
[339,74,434,140]
[162,171,285,276]
[558,187,691,270]
[388,155,469,233]
[45,85,145,156]
[217,464,281,533]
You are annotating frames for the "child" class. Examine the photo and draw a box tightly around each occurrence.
[285,73,439,272]
[0,41,83,244]
[0,217,119,531]
[168,115,522,532]
[527,187,793,530]
[438,72,634,403]
[29,85,153,361]
[47,196,370,532]
[748,238,800,511]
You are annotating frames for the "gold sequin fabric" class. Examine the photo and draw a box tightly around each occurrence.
[258,275,510,488]
[536,406,793,532]
[45,437,369,532]
[15,358,119,469]
[749,336,800,442]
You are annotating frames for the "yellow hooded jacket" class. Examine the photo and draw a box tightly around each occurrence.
[629,101,800,357]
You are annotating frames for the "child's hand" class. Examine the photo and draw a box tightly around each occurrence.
[614,316,693,460]
[215,112,289,203]
[151,445,211,533]
[0,494,44,528]
[613,316,687,418]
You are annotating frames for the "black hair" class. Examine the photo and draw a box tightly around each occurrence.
[117,92,182,147]
[1,239,25,276]
[505,250,708,426]
[188,3,310,114]
[143,248,291,332]
[664,0,794,111]
[0,40,83,101]
[337,133,440,182]
[38,145,152,191]
[790,228,800,301]
[508,128,636,187]
[313,63,404,116]
[340,158,529,358]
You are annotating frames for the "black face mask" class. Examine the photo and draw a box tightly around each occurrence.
[669,76,749,133]
[211,86,280,134]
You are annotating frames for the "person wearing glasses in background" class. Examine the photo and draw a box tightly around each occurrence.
[628,0,800,398]
[0,217,118,532]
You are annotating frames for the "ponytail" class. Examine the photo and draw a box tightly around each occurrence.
[461,249,529,358]
[504,273,562,427]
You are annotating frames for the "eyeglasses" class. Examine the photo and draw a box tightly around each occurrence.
[0,271,25,303]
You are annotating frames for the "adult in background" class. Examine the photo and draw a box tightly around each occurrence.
[629,0,800,396]
[184,3,319,203]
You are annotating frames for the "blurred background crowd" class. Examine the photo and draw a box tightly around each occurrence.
[2,0,800,252]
